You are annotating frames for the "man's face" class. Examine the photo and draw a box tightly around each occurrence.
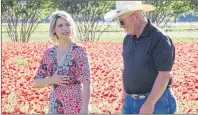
[117,12,137,35]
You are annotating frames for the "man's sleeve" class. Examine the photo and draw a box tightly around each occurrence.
[151,36,175,71]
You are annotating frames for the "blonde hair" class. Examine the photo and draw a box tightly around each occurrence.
[49,11,77,43]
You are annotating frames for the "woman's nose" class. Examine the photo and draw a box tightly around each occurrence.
[62,25,68,29]
[62,25,70,30]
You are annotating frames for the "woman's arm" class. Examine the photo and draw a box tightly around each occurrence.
[34,71,71,88]
[81,83,91,114]
[34,77,53,88]
[76,46,92,114]
[34,48,70,88]
[34,49,50,88]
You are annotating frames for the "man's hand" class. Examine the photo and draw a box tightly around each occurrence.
[139,71,171,114]
[139,101,155,114]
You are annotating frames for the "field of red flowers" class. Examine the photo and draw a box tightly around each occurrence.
[2,41,198,114]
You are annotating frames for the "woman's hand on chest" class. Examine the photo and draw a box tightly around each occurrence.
[48,71,71,86]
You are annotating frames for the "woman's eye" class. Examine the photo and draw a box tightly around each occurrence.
[57,23,70,27]
[65,24,71,27]
[58,24,63,27]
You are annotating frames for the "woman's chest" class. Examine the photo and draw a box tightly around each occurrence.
[42,48,78,76]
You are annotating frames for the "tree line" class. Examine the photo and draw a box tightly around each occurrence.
[2,0,198,42]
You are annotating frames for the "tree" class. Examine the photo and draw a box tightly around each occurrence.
[1,0,53,42]
[55,0,115,42]
[191,0,198,14]
[143,0,198,29]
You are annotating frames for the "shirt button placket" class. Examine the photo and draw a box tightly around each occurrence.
[135,40,138,50]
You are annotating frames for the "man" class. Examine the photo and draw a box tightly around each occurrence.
[104,1,177,114]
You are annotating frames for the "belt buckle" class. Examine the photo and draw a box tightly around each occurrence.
[132,94,146,99]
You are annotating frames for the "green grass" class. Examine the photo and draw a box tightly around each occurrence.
[99,32,198,42]
[2,23,198,33]
[2,32,49,42]
[16,57,29,67]
[2,23,198,43]
[2,32,198,43]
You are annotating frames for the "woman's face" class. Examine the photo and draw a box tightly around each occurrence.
[54,17,72,40]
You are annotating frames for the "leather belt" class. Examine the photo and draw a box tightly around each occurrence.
[127,94,146,99]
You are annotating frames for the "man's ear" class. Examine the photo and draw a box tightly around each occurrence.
[134,12,142,22]
[130,12,137,22]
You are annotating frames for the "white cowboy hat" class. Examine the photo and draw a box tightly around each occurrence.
[104,1,155,21]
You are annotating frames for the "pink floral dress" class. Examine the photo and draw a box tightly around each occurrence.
[34,43,91,114]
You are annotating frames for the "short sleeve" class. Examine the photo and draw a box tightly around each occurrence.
[152,36,175,71]
[34,49,48,80]
[76,46,91,84]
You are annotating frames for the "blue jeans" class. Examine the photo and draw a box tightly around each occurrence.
[123,88,177,114]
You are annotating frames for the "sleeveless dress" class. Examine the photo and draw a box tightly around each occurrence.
[34,43,91,114]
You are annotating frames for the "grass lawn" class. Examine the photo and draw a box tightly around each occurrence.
[2,31,198,43]
[2,23,198,33]
[2,23,198,43]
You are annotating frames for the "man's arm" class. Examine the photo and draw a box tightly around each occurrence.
[140,34,174,114]
[146,35,174,104]
[121,83,126,100]
[120,82,126,113]
[145,71,171,104]
[139,71,171,114]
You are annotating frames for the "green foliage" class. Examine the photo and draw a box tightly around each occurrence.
[143,0,197,29]
[16,57,29,67]
[1,0,54,42]
[54,0,115,42]
[190,0,198,14]
[2,0,197,42]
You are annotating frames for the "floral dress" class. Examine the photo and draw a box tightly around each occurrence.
[34,43,91,114]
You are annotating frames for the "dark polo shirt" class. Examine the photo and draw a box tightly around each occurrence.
[122,19,175,94]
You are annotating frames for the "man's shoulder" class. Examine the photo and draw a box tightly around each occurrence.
[149,24,172,42]
[150,24,168,38]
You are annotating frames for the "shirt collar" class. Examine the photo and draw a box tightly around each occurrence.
[139,19,153,38]
[125,19,153,39]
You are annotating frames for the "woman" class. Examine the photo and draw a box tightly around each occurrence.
[34,11,91,114]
